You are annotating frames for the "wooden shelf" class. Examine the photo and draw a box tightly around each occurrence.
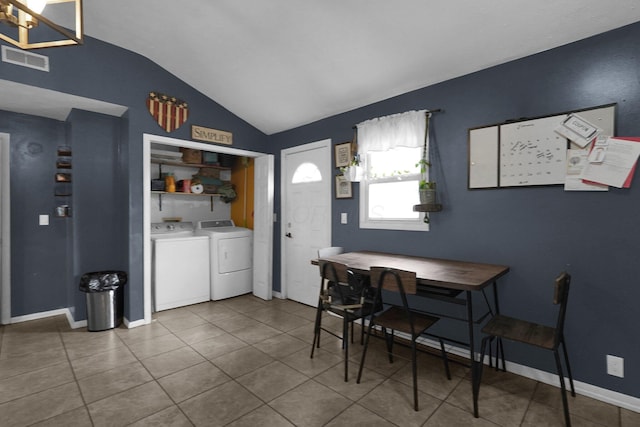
[150,159,230,170]
[413,203,443,213]
[151,191,220,211]
[151,191,221,197]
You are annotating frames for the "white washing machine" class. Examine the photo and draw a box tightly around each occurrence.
[151,222,210,311]
[195,220,253,300]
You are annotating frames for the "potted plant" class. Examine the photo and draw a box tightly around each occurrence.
[341,153,363,182]
[417,159,436,204]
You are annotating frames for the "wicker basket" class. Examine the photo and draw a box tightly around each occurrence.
[180,148,202,164]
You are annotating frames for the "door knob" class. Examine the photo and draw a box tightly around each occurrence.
[285,232,292,238]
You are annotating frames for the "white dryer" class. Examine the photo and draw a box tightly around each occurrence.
[151,222,210,311]
[195,220,253,300]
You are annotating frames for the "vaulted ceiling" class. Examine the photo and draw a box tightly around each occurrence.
[9,1,640,134]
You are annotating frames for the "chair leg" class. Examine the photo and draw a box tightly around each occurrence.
[360,318,365,345]
[351,320,355,344]
[561,340,576,396]
[487,336,493,369]
[554,349,572,427]
[357,320,374,384]
[383,328,395,363]
[343,317,349,382]
[497,337,506,371]
[438,338,451,380]
[474,335,491,418]
[310,303,323,359]
[411,338,419,411]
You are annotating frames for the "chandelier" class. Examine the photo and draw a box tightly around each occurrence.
[0,0,83,49]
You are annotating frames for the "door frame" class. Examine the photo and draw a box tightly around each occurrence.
[279,138,332,300]
[143,133,273,325]
[1,133,10,324]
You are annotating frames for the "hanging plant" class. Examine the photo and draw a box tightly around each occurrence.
[340,133,364,182]
[340,153,363,181]
[418,113,436,205]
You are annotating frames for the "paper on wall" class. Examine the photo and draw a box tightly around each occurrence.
[579,137,640,188]
[555,113,602,148]
[564,149,608,191]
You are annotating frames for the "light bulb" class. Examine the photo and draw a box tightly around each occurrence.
[26,0,46,14]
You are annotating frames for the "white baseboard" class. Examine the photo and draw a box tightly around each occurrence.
[272,291,284,299]
[124,317,148,329]
[10,308,89,329]
[413,334,640,413]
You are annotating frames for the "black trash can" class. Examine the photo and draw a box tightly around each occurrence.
[79,271,127,332]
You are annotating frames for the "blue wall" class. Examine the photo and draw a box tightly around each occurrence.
[269,23,640,398]
[0,36,269,322]
[1,112,70,315]
[1,19,639,400]
[68,109,127,320]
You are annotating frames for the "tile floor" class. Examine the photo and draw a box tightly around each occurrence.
[0,294,637,426]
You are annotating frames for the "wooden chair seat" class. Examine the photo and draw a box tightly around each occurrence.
[482,314,557,350]
[357,267,451,411]
[375,307,439,338]
[475,272,575,426]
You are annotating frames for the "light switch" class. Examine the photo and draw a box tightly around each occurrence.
[39,214,49,225]
[340,213,348,224]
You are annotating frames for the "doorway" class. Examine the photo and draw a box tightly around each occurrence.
[280,139,332,306]
[143,134,274,325]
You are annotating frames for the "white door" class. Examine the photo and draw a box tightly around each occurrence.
[281,140,331,306]
[253,154,274,300]
[0,133,10,325]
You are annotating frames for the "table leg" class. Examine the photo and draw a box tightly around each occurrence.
[467,290,480,418]
[492,280,506,371]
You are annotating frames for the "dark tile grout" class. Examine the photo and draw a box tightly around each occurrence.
[0,294,632,426]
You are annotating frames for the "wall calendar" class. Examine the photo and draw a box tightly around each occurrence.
[499,116,567,187]
[468,104,616,188]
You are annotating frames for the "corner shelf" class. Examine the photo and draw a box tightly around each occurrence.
[55,146,72,218]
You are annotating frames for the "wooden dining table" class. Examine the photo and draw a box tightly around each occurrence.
[313,250,510,417]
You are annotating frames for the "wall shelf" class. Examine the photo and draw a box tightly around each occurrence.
[150,159,230,171]
[413,203,443,212]
[151,191,220,211]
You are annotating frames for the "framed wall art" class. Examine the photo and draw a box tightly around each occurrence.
[334,142,352,168]
[335,175,352,198]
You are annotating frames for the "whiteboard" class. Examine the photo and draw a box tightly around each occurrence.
[500,115,568,187]
[468,104,616,188]
[468,126,498,188]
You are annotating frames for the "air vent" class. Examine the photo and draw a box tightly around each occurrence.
[1,46,49,72]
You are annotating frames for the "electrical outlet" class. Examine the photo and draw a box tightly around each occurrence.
[606,355,624,378]
[340,213,348,224]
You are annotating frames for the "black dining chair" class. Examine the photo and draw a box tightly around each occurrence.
[357,267,451,411]
[475,271,575,426]
[310,260,377,381]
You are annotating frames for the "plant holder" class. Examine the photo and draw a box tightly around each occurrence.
[419,184,437,204]
[343,165,364,182]
[413,111,443,223]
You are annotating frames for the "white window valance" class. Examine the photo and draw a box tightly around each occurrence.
[356,110,427,152]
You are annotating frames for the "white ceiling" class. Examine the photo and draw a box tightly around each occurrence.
[5,1,640,134]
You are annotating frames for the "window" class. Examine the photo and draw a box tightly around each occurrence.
[357,110,429,231]
[291,162,322,183]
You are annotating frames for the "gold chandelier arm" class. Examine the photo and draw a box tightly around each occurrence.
[0,0,83,49]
